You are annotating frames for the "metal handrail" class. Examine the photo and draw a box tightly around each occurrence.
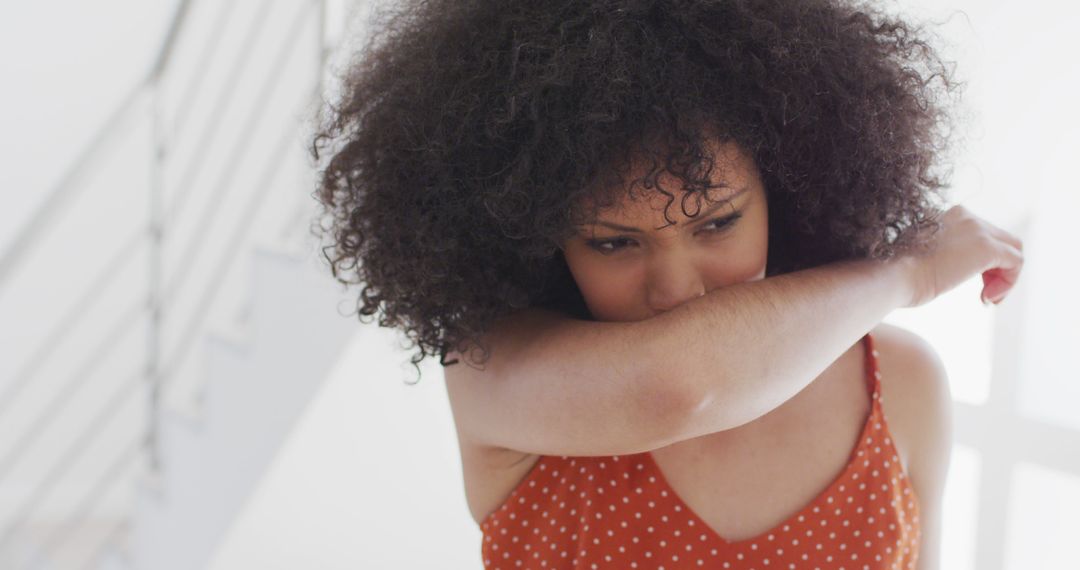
[22,438,142,570]
[162,0,313,304]
[0,87,149,292]
[148,0,195,82]
[0,226,146,420]
[163,0,280,229]
[166,0,239,150]
[0,299,146,484]
[0,0,194,291]
[161,102,316,389]
[0,0,333,566]
[0,369,143,552]
[0,0,308,476]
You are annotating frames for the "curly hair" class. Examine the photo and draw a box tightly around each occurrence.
[309,0,964,379]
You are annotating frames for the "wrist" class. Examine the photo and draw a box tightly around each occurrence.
[883,255,918,309]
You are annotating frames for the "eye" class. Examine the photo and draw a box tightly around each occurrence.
[698,212,742,234]
[585,236,637,255]
[584,212,743,255]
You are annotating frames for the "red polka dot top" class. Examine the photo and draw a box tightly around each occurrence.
[479,332,921,569]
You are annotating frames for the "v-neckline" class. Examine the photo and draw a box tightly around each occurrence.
[640,334,878,547]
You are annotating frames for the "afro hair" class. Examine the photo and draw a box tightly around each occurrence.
[309,0,964,377]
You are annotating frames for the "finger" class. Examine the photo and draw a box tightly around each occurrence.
[996,241,1024,270]
[982,271,1010,303]
[985,243,1024,302]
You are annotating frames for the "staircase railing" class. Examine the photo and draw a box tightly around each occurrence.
[0,0,337,567]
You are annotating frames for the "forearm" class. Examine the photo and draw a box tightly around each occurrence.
[644,256,914,439]
[476,256,913,443]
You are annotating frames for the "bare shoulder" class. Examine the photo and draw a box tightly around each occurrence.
[869,322,950,402]
[869,323,953,569]
[868,322,952,461]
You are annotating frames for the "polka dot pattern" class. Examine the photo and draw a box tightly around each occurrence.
[479,333,920,569]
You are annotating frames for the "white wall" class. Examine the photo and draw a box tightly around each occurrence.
[206,323,481,570]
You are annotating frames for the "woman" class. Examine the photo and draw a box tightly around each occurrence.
[310,0,1024,568]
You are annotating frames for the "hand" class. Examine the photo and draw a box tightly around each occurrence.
[902,204,1024,308]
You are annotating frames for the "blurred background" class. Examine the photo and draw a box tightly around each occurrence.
[0,0,1076,568]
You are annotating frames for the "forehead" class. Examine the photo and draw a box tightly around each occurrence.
[587,185,744,222]
[577,141,755,223]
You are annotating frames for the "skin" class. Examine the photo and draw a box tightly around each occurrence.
[561,140,769,322]
[557,139,948,570]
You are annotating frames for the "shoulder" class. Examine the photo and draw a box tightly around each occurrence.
[868,322,952,468]
[869,322,950,407]
[869,322,952,568]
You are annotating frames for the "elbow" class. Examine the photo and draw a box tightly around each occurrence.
[649,361,750,446]
[641,365,720,448]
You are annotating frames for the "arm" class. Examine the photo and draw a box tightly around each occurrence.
[445,256,915,457]
[652,256,915,438]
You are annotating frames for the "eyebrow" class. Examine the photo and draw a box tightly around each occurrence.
[587,187,749,233]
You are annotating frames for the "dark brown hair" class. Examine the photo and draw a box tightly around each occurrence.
[309,0,963,379]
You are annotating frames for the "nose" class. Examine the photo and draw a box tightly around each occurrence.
[645,255,706,314]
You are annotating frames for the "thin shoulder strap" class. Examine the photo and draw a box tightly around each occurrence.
[862,332,882,400]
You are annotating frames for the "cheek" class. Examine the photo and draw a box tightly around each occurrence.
[748,226,770,279]
[701,244,764,286]
[562,244,643,318]
[740,204,770,279]
[703,221,769,285]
